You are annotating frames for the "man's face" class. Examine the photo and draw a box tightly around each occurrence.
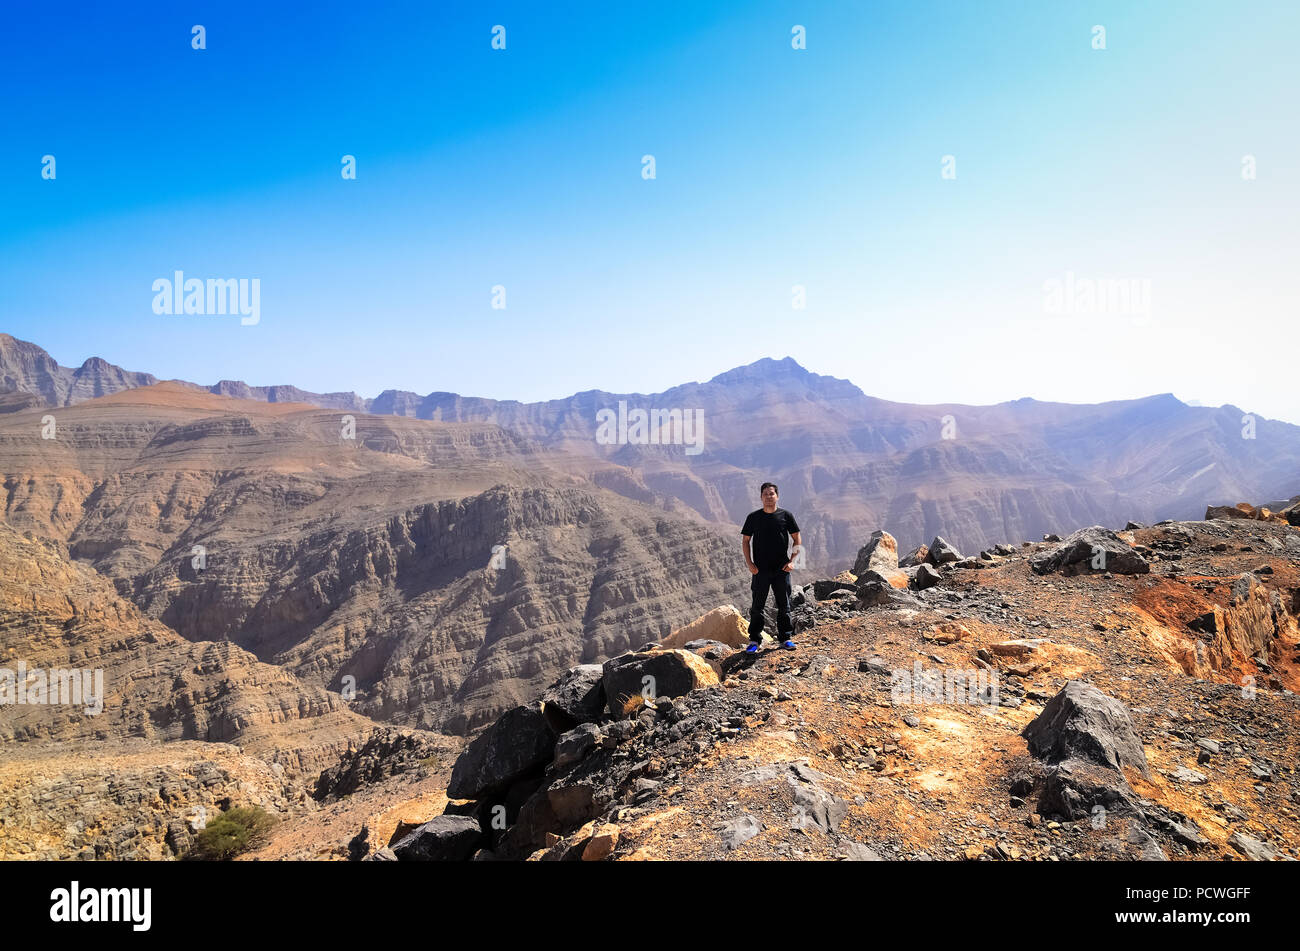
[761,486,777,508]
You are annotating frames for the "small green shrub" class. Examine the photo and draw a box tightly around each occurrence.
[188,806,279,861]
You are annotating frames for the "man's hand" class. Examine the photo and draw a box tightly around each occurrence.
[748,563,759,575]
[781,562,793,572]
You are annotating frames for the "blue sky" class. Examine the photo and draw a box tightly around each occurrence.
[2,1,1297,421]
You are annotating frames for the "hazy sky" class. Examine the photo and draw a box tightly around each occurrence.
[2,1,1297,420]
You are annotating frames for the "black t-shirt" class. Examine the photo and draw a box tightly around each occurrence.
[741,507,800,570]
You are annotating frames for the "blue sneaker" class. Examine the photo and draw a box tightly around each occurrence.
[744,642,760,654]
[781,639,796,651]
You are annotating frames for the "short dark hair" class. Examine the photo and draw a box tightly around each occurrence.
[760,482,778,496]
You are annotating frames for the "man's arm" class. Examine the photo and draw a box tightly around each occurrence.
[741,535,758,574]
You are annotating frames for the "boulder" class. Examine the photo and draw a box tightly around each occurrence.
[912,564,941,590]
[853,530,899,577]
[1022,681,1150,779]
[1205,504,1253,520]
[1028,526,1149,576]
[1037,760,1141,821]
[856,581,925,610]
[926,536,963,565]
[899,544,929,568]
[661,604,750,650]
[447,704,556,800]
[581,824,620,861]
[553,723,603,769]
[541,665,606,733]
[857,567,909,589]
[601,649,719,717]
[389,815,484,861]
[812,579,857,600]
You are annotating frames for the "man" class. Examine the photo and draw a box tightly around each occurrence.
[740,482,801,652]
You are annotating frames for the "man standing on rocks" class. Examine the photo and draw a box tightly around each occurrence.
[741,482,801,652]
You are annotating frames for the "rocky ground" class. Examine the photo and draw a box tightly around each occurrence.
[354,505,1300,861]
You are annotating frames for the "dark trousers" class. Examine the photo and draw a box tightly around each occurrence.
[749,567,793,641]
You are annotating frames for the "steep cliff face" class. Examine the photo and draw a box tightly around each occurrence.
[0,521,405,860]
[127,483,746,735]
[0,386,749,737]
[0,523,374,756]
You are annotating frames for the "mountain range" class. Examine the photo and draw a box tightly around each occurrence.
[4,333,1297,574]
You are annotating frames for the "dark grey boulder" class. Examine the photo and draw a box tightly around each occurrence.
[1029,526,1150,576]
[1036,760,1141,821]
[856,580,925,610]
[856,580,893,607]
[447,703,556,800]
[926,536,962,565]
[1022,681,1151,779]
[541,665,606,733]
[601,650,715,716]
[812,579,856,600]
[912,564,941,590]
[390,815,484,861]
[553,723,602,769]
